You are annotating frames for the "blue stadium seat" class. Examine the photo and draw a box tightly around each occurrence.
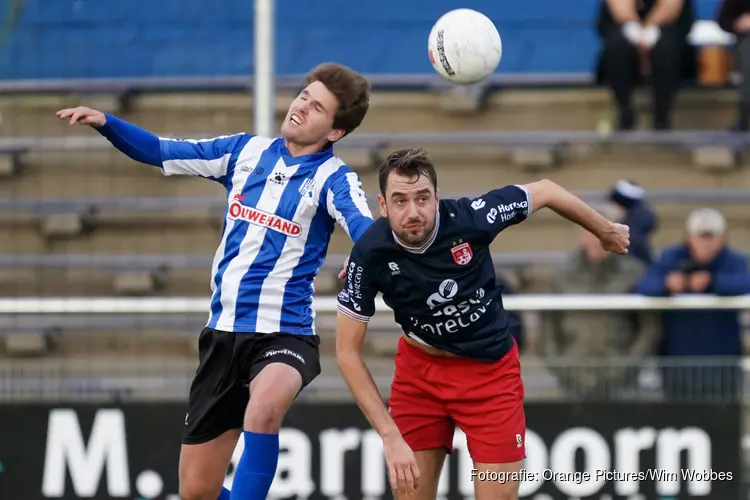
[0,0,721,85]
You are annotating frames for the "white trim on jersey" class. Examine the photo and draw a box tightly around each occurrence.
[392,211,441,254]
[337,303,371,323]
[514,184,533,214]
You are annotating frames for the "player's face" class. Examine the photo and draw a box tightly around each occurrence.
[378,172,439,246]
[280,81,345,147]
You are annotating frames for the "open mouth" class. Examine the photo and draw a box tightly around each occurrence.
[290,113,302,125]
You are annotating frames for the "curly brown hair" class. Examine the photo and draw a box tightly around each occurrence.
[305,62,370,137]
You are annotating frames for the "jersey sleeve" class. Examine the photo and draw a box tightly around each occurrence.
[325,169,374,242]
[336,243,379,323]
[159,133,251,184]
[459,185,532,239]
[97,113,249,185]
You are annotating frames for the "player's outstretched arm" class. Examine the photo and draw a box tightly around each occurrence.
[57,107,162,166]
[335,313,420,495]
[524,179,630,254]
[56,106,248,183]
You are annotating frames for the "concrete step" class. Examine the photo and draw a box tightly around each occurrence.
[1,165,222,199]
[0,88,741,139]
[8,145,748,203]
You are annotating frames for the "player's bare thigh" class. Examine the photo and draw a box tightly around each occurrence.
[472,460,523,500]
[179,429,241,500]
[393,448,447,500]
[178,363,303,499]
[245,362,303,431]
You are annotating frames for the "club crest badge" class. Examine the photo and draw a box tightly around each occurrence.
[450,240,473,266]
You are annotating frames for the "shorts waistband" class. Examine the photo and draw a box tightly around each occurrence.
[398,337,478,367]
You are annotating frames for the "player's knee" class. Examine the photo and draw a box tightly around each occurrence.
[179,477,222,500]
[245,404,286,433]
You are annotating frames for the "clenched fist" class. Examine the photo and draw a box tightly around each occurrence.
[598,222,630,255]
[56,106,107,127]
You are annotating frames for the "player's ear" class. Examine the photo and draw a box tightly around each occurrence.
[377,194,388,218]
[327,128,345,143]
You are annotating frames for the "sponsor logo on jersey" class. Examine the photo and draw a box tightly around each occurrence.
[411,279,490,337]
[228,197,302,237]
[346,261,365,300]
[450,241,473,265]
[486,200,528,224]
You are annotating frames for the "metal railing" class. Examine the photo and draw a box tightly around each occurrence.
[0,293,747,400]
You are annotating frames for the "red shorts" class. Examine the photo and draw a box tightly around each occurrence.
[388,337,525,464]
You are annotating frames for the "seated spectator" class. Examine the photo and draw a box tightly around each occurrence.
[609,179,659,265]
[596,0,696,130]
[542,217,659,399]
[635,207,750,400]
[717,0,750,130]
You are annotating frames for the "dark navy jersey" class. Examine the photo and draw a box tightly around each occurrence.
[337,185,532,362]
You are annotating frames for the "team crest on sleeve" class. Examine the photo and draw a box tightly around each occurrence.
[450,240,473,266]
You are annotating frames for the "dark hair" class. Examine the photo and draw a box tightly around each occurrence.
[378,148,438,196]
[305,63,370,138]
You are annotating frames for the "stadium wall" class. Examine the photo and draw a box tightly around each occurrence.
[0,401,740,499]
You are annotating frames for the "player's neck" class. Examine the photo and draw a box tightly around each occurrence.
[284,139,329,158]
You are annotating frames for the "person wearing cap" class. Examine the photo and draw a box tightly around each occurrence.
[542,204,659,398]
[635,207,750,399]
[609,179,658,265]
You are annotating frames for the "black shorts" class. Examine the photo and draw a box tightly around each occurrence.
[182,327,321,444]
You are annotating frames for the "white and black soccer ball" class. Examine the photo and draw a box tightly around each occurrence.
[428,8,503,85]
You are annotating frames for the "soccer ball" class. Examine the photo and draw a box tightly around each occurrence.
[428,9,503,85]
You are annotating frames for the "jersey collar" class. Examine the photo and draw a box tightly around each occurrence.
[392,210,441,254]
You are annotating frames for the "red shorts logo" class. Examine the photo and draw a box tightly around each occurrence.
[451,242,473,265]
[227,200,302,237]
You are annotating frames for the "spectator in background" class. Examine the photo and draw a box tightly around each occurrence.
[596,0,696,130]
[609,179,658,265]
[717,0,750,130]
[496,273,525,353]
[635,208,750,400]
[542,214,659,399]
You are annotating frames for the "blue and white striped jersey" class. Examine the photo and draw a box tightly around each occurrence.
[158,133,374,334]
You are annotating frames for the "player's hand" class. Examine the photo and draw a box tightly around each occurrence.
[55,106,107,127]
[688,270,711,293]
[665,271,687,294]
[338,256,349,280]
[598,222,630,255]
[383,433,420,496]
